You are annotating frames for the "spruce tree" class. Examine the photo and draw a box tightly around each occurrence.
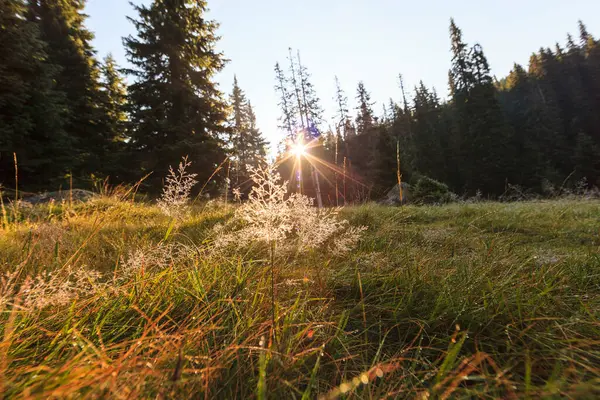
[275,49,325,205]
[413,82,445,181]
[578,20,592,49]
[27,0,105,180]
[447,20,477,191]
[229,75,248,157]
[398,74,410,115]
[355,81,375,135]
[334,76,349,125]
[228,76,267,188]
[124,0,228,193]
[350,81,378,188]
[501,64,561,188]
[98,54,128,179]
[468,44,515,194]
[296,50,324,129]
[100,55,127,144]
[287,48,306,128]
[334,76,352,140]
[244,102,268,168]
[526,52,572,180]
[448,20,514,194]
[0,0,68,189]
[274,62,297,141]
[388,99,400,121]
[583,24,600,146]
[449,18,474,94]
[372,84,416,196]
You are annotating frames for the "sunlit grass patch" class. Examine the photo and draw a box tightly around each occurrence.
[0,198,599,398]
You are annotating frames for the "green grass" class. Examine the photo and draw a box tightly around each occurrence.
[1,198,600,399]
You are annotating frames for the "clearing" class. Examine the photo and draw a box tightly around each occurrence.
[1,199,599,398]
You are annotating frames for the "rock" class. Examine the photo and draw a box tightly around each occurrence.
[21,189,96,205]
[380,182,411,205]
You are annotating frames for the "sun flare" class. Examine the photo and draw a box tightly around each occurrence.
[291,143,307,157]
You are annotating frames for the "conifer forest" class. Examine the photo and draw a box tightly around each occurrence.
[1,0,599,199]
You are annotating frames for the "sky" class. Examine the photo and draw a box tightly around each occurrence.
[85,0,600,153]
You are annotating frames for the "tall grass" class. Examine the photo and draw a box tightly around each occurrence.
[1,194,599,398]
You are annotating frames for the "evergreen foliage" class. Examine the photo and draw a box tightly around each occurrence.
[123,0,228,193]
[228,76,268,190]
[0,0,68,189]
[97,54,128,180]
[273,62,297,140]
[355,82,375,136]
[27,0,106,180]
[1,4,600,200]
[322,19,600,202]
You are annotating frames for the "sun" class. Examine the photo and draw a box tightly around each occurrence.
[291,143,307,158]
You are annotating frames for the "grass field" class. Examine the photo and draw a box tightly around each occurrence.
[1,196,599,399]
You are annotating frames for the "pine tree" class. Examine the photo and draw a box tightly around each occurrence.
[0,0,31,145]
[449,18,474,94]
[100,55,127,144]
[98,54,128,179]
[398,74,410,114]
[296,50,324,129]
[583,23,600,146]
[273,62,297,140]
[230,75,248,154]
[395,73,414,143]
[274,49,325,205]
[388,98,400,121]
[27,0,106,180]
[334,76,349,125]
[501,63,562,188]
[334,76,352,139]
[348,81,379,190]
[355,81,375,135]
[228,76,267,188]
[287,48,306,128]
[381,103,389,124]
[471,44,493,86]
[526,52,572,179]
[530,32,600,186]
[413,82,445,181]
[124,0,228,193]
[448,20,514,194]
[578,20,592,49]
[244,102,268,168]
[470,46,515,194]
[372,84,416,196]
[0,0,68,189]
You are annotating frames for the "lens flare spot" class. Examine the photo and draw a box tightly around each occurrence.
[291,143,307,157]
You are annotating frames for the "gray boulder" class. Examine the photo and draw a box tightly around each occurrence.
[22,189,96,205]
[380,182,411,205]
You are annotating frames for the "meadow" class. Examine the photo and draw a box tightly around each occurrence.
[1,188,599,398]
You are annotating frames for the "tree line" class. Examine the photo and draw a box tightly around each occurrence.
[273,20,600,203]
[0,0,266,195]
[1,0,599,201]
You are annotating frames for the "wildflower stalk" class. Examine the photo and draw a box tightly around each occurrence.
[270,239,276,342]
[210,164,366,344]
[158,156,198,220]
[12,153,18,221]
[0,294,19,396]
[397,140,403,204]
[0,190,8,229]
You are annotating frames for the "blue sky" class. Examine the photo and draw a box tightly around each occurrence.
[85,0,600,152]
